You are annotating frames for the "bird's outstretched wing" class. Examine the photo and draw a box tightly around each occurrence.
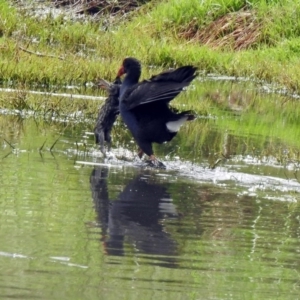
[122,66,197,110]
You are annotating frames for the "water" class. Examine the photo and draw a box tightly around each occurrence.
[1,85,300,299]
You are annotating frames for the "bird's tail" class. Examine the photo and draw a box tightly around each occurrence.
[166,110,196,132]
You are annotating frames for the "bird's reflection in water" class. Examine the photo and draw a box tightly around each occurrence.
[90,167,179,267]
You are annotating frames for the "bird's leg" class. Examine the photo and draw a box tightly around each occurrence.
[95,130,106,156]
[138,148,144,159]
[138,143,165,168]
[149,155,156,161]
[105,131,112,152]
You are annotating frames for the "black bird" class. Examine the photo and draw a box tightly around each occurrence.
[117,57,197,167]
[94,77,121,154]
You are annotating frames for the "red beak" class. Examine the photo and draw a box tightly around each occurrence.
[117,65,125,77]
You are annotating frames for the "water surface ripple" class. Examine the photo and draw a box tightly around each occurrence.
[0,111,300,299]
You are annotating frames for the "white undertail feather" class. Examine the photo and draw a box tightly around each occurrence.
[166,116,188,132]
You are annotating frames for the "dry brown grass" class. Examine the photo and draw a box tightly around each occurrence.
[51,0,149,15]
[179,9,262,51]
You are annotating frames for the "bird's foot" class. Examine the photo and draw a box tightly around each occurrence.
[145,155,166,169]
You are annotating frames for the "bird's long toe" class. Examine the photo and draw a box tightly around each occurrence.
[146,155,166,169]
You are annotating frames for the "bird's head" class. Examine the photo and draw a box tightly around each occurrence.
[117,57,141,78]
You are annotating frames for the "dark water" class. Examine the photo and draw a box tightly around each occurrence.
[1,108,300,299]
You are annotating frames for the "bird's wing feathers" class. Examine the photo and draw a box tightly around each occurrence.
[122,66,197,110]
[123,82,187,109]
[150,65,197,83]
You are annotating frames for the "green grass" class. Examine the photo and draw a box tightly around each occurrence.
[0,89,100,120]
[0,0,300,89]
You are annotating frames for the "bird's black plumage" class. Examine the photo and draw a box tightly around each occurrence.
[117,57,197,166]
[94,77,121,154]
[122,66,197,109]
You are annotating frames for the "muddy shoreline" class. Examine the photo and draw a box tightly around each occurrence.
[14,0,150,21]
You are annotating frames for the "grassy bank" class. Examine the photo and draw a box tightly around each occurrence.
[1,0,300,90]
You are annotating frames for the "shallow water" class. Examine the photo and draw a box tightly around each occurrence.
[1,82,300,299]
